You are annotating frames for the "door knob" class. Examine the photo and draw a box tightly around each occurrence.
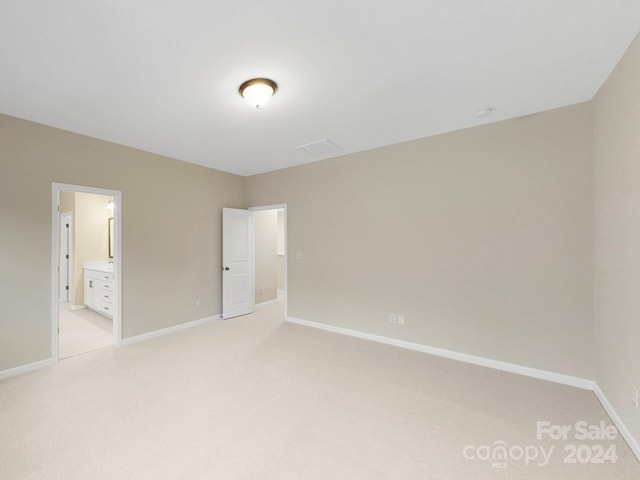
[224,267,230,271]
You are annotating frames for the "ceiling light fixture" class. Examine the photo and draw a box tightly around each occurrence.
[239,78,277,109]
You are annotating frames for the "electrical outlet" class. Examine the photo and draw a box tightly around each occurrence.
[397,314,405,326]
[389,314,397,324]
[634,387,639,409]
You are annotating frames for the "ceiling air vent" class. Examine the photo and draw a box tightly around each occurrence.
[298,139,343,158]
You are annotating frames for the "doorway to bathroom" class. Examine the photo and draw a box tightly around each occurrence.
[250,204,287,311]
[51,183,122,361]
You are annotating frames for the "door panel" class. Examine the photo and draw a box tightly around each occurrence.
[222,208,254,319]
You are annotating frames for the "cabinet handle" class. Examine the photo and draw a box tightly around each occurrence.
[104,285,109,288]
[104,276,109,279]
[104,307,110,311]
[89,280,93,288]
[104,295,109,299]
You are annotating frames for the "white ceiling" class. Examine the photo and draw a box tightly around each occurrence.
[1,1,639,176]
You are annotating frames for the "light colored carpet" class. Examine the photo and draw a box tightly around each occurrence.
[58,302,113,359]
[1,300,638,479]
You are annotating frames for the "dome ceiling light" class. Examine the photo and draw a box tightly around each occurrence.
[239,78,277,109]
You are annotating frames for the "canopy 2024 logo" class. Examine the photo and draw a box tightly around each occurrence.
[463,420,618,469]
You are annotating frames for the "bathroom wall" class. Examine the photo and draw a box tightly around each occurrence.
[254,209,278,304]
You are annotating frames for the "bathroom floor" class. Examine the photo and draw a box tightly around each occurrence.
[58,302,112,359]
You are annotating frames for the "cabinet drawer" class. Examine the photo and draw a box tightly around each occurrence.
[96,299,113,317]
[97,289,113,304]
[85,269,113,282]
[88,279,113,291]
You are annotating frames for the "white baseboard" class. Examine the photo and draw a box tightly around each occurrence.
[277,289,285,295]
[122,314,222,346]
[0,358,54,381]
[286,316,640,461]
[70,304,86,311]
[286,316,594,389]
[3,313,637,462]
[593,384,640,461]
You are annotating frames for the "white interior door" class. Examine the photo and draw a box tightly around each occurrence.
[222,208,255,319]
[59,212,72,302]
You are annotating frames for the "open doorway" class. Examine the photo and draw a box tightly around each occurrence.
[221,204,287,320]
[52,183,122,361]
[250,205,287,310]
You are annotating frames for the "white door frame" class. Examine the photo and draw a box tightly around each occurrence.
[59,211,73,302]
[248,204,287,319]
[51,183,123,363]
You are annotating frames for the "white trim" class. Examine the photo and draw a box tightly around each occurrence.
[286,316,595,390]
[248,203,288,211]
[284,316,640,459]
[70,304,87,311]
[277,289,285,294]
[0,359,54,381]
[122,314,222,346]
[51,186,58,362]
[593,384,640,461]
[52,183,123,365]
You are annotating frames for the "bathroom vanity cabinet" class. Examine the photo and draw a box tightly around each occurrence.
[84,264,114,318]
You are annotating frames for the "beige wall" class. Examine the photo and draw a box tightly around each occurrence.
[593,32,640,444]
[0,98,597,382]
[246,103,594,378]
[254,209,278,304]
[0,113,244,370]
[73,192,112,306]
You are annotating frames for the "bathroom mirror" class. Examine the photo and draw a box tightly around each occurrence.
[108,217,114,259]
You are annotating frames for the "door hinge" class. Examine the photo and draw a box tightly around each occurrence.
[66,224,69,228]
[66,254,69,259]
[65,285,69,290]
